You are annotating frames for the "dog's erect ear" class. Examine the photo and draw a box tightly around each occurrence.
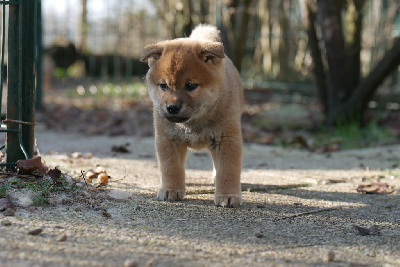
[141,44,163,63]
[199,42,224,65]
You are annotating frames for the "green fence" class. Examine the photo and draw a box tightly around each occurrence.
[0,0,41,166]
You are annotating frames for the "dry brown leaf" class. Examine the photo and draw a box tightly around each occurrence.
[46,167,62,183]
[16,156,47,175]
[356,182,394,194]
[353,225,380,236]
[111,143,130,153]
[295,135,309,149]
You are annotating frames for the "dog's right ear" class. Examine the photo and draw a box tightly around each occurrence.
[199,42,224,65]
[141,44,163,65]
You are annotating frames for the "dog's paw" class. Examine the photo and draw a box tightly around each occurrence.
[157,189,185,202]
[215,194,242,208]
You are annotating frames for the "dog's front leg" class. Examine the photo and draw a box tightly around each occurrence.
[210,133,242,208]
[156,136,187,201]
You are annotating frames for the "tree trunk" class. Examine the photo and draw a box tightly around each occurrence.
[306,0,327,110]
[80,0,88,52]
[222,0,252,72]
[317,0,350,123]
[182,0,194,37]
[259,0,272,74]
[306,0,400,126]
[345,0,365,92]
[278,0,290,80]
[335,37,400,122]
[233,0,252,72]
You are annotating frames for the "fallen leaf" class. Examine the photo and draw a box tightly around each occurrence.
[295,135,309,149]
[353,225,380,236]
[322,251,335,262]
[46,167,62,183]
[57,234,67,242]
[255,233,264,238]
[111,143,130,153]
[0,198,14,212]
[1,220,12,226]
[3,208,15,216]
[356,183,394,194]
[124,259,138,267]
[16,157,47,175]
[257,133,275,145]
[323,144,340,153]
[101,210,111,218]
[28,228,43,235]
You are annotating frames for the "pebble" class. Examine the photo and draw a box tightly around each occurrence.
[28,228,43,236]
[0,198,14,211]
[323,251,335,262]
[255,233,264,238]
[124,259,138,267]
[101,210,112,218]
[71,152,83,158]
[57,234,67,242]
[146,258,156,267]
[27,206,36,212]
[3,208,15,216]
[83,152,93,159]
[1,220,12,226]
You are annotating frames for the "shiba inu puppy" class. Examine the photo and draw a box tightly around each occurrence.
[141,25,243,207]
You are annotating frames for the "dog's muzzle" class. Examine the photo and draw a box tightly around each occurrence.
[165,116,190,123]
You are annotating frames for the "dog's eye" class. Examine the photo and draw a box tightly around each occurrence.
[159,83,168,91]
[186,83,198,91]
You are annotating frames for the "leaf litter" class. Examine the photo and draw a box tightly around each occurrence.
[356,182,394,194]
[0,156,112,217]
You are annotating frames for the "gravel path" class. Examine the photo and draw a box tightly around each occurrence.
[1,128,400,267]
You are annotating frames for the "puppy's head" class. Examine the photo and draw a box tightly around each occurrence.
[141,39,225,124]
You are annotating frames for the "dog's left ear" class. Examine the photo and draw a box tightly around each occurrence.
[141,44,163,65]
[199,42,224,65]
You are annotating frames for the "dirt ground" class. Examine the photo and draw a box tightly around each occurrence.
[1,123,400,266]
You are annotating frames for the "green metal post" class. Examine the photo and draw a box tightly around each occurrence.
[6,3,22,163]
[19,0,37,159]
[36,0,42,110]
[6,0,37,164]
[0,4,5,110]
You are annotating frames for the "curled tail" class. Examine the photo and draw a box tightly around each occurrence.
[189,24,221,42]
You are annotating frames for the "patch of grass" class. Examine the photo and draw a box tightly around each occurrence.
[3,175,82,206]
[32,195,49,206]
[314,120,396,150]
[0,184,10,197]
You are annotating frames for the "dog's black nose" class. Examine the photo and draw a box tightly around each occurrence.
[166,104,181,115]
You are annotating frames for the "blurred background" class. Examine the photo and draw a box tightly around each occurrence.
[5,0,400,152]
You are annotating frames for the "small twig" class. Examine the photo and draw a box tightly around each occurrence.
[110,167,130,183]
[275,206,345,221]
[110,172,130,183]
[80,170,88,188]
[2,119,37,126]
[42,183,55,194]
